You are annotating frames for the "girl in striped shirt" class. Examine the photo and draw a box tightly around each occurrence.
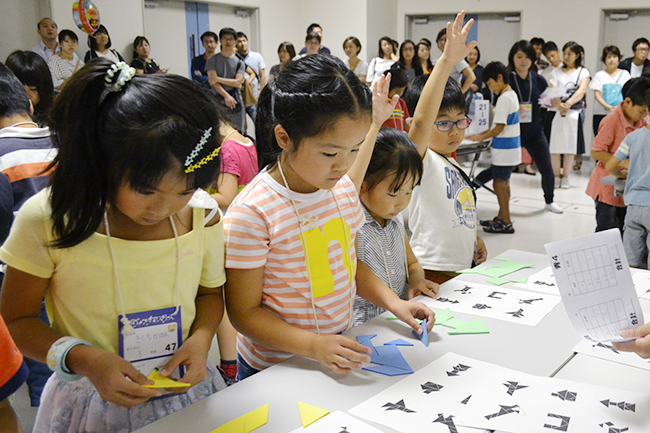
[353,128,440,325]
[224,54,435,379]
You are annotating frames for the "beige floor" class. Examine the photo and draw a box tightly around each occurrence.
[11,160,600,432]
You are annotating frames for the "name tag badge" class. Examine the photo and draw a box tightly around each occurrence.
[118,306,184,379]
[520,103,533,123]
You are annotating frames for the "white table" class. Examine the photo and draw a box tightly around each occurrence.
[135,250,610,432]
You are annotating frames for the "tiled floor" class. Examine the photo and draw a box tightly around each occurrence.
[11,159,600,432]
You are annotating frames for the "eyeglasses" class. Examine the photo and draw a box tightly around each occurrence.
[435,118,472,132]
[636,47,650,52]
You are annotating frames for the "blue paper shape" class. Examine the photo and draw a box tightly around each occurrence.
[356,334,414,375]
[412,318,429,347]
[363,364,413,376]
[384,338,414,346]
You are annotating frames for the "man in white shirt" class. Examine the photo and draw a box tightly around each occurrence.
[30,18,60,63]
[619,37,650,78]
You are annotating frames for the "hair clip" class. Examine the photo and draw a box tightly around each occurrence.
[184,127,214,173]
[104,61,136,92]
[185,146,221,174]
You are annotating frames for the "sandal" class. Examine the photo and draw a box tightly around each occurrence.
[573,160,582,171]
[483,219,515,234]
[480,217,500,227]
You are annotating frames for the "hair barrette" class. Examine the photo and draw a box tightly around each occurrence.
[105,62,136,92]
[185,127,219,174]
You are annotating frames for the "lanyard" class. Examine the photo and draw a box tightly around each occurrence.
[277,159,355,333]
[104,212,181,335]
[511,71,532,103]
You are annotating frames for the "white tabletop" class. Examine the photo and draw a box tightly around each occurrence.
[135,250,599,432]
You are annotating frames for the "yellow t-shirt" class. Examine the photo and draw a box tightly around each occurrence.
[0,189,226,354]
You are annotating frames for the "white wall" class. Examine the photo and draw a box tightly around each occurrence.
[1,0,51,61]
[366,0,397,63]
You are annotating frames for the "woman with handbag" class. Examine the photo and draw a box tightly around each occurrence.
[547,41,590,188]
[590,46,630,135]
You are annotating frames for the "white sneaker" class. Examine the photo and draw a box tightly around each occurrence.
[554,177,561,189]
[561,177,570,189]
[545,202,564,213]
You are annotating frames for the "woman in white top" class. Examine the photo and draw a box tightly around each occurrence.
[590,45,630,136]
[366,36,395,88]
[547,41,590,188]
[343,36,368,83]
[48,29,83,91]
[84,25,124,64]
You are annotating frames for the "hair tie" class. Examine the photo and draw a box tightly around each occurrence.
[99,62,136,103]
[184,127,217,174]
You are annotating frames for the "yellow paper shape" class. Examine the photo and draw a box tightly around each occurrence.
[209,416,246,433]
[244,404,269,433]
[209,404,269,433]
[144,369,191,388]
[298,401,329,428]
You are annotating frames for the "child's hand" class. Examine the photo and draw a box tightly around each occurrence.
[310,334,372,374]
[474,236,488,264]
[390,300,435,335]
[466,134,481,142]
[159,333,211,392]
[440,11,478,66]
[68,345,161,407]
[407,275,439,300]
[371,73,399,126]
[613,323,650,358]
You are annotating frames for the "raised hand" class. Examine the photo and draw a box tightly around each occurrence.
[440,11,478,66]
[371,72,400,126]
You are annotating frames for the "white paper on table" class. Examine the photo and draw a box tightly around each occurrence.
[348,353,510,433]
[457,361,650,433]
[545,229,644,342]
[516,266,650,299]
[514,266,560,295]
[418,279,561,326]
[573,338,650,372]
[286,410,385,433]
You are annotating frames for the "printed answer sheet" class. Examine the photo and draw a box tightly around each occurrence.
[545,229,643,342]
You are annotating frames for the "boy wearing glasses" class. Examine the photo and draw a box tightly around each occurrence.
[619,38,650,78]
[402,37,487,284]
[468,61,521,234]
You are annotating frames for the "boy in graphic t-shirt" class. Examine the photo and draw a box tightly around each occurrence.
[468,61,521,234]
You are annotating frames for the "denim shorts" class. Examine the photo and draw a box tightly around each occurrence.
[492,165,515,181]
[236,353,261,381]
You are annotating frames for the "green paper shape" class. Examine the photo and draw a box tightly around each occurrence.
[434,308,454,325]
[509,278,528,283]
[486,277,510,285]
[448,318,490,335]
[386,316,399,320]
[439,317,467,329]
[457,258,534,279]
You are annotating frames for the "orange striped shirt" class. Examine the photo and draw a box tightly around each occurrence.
[224,172,364,370]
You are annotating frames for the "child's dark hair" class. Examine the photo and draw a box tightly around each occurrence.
[48,59,224,248]
[384,64,408,91]
[219,27,237,40]
[483,61,509,85]
[5,51,54,126]
[132,36,149,59]
[377,37,394,58]
[601,45,622,63]
[88,25,111,50]
[562,41,583,68]
[0,62,31,118]
[403,75,466,118]
[542,41,558,55]
[363,128,422,193]
[623,77,650,107]
[201,31,218,43]
[507,40,537,73]
[255,54,372,170]
[58,30,78,44]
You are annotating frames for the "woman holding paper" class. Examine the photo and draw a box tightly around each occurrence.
[507,40,563,214]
